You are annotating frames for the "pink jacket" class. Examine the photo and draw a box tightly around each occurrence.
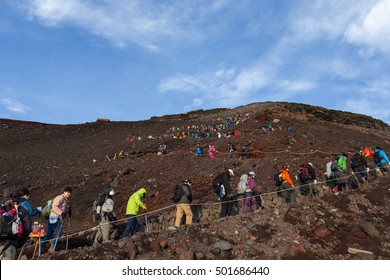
[52,194,70,217]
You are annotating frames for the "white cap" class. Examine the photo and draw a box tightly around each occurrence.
[248,171,256,177]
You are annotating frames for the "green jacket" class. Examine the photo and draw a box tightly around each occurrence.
[126,188,146,215]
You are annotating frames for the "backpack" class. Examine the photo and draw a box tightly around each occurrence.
[373,151,383,164]
[0,202,23,240]
[330,157,339,172]
[337,155,347,172]
[41,199,54,219]
[92,194,108,221]
[171,185,183,203]
[298,164,311,182]
[351,153,363,167]
[237,174,249,194]
[212,172,224,195]
[274,172,283,187]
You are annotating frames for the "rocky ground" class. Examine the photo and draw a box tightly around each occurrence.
[1,101,390,260]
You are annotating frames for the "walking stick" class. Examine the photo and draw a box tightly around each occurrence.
[145,214,149,233]
[66,218,71,251]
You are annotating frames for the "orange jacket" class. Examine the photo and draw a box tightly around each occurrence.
[280,169,294,187]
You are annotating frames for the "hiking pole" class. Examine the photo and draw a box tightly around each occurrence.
[145,214,149,233]
[66,218,71,251]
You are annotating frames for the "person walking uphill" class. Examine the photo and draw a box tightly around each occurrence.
[216,169,235,218]
[374,146,390,174]
[122,188,147,238]
[19,188,42,218]
[174,180,193,227]
[94,188,117,245]
[0,187,31,260]
[278,164,296,203]
[242,171,258,214]
[40,186,72,253]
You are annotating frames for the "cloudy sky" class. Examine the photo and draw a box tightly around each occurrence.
[0,0,389,124]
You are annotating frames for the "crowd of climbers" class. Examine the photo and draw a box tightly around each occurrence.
[1,136,390,260]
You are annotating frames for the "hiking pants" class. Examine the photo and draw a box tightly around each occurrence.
[334,171,347,190]
[306,180,317,197]
[242,192,257,214]
[229,152,236,165]
[40,219,62,252]
[94,214,111,244]
[353,165,368,183]
[175,203,193,227]
[0,241,16,260]
[123,215,139,237]
[220,196,234,217]
[279,183,296,203]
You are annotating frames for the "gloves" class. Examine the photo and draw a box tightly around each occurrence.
[36,206,42,212]
[366,167,370,172]
[141,205,147,210]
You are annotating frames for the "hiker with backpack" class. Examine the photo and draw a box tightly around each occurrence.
[94,188,117,245]
[213,169,235,217]
[277,164,296,203]
[19,188,42,218]
[373,146,389,174]
[122,188,147,238]
[196,144,203,157]
[297,163,317,197]
[0,187,31,260]
[242,171,258,214]
[240,145,248,160]
[40,186,72,253]
[326,154,347,194]
[350,150,369,185]
[208,145,216,159]
[228,142,237,166]
[173,180,193,228]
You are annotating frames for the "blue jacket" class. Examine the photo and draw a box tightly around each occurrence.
[374,148,390,167]
[19,197,40,217]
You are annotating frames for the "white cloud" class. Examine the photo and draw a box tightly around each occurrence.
[344,97,390,123]
[183,98,203,112]
[345,0,390,56]
[1,98,29,113]
[159,67,267,96]
[16,0,223,51]
[278,80,316,92]
[289,0,376,41]
[159,66,269,109]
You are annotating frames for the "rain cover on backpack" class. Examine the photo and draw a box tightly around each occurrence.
[236,174,248,194]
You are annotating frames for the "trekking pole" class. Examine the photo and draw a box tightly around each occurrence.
[66,218,71,251]
[145,214,149,233]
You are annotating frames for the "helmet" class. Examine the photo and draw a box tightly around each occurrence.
[248,171,256,177]
[183,179,192,185]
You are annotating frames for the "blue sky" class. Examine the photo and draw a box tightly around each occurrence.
[0,0,390,125]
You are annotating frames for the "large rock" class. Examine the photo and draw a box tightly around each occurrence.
[212,241,233,251]
[358,220,380,238]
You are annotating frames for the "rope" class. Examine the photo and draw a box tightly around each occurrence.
[21,167,389,257]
